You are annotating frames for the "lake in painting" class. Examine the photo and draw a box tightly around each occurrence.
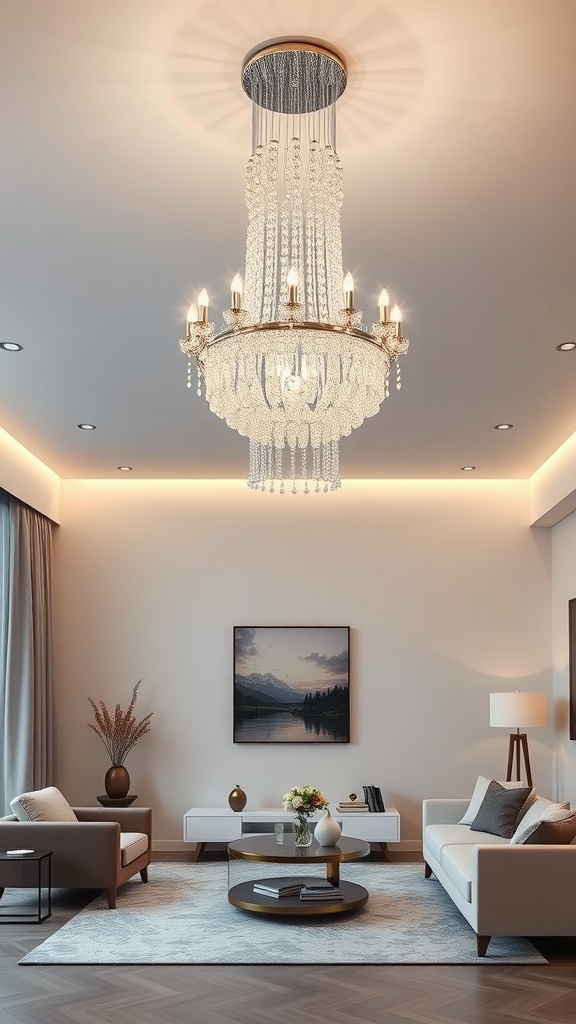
[233,626,350,743]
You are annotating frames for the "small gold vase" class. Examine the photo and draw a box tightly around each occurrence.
[228,785,247,811]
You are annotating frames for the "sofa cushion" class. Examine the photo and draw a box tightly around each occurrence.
[10,787,78,823]
[120,832,148,866]
[424,823,508,862]
[440,845,474,903]
[459,775,535,825]
[469,781,532,838]
[510,801,576,845]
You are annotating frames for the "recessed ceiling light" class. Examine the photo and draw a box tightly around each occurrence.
[77,423,96,430]
[494,423,513,430]
[0,342,23,351]
[117,466,133,472]
[556,342,576,351]
[461,466,476,471]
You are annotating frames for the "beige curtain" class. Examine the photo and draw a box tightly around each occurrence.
[0,489,53,813]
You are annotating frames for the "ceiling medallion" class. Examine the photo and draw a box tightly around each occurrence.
[180,40,410,493]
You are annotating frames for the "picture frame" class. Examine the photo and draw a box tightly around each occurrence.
[565,598,569,741]
[233,626,350,743]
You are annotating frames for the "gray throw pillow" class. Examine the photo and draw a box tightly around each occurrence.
[469,780,533,838]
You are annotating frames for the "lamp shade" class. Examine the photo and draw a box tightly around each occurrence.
[489,691,548,729]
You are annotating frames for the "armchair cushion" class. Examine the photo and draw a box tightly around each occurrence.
[10,786,78,823]
[120,832,148,866]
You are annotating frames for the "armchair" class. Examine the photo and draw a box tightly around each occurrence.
[1,791,151,909]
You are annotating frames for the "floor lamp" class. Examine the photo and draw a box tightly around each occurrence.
[489,691,548,788]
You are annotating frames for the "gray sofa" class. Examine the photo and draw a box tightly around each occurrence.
[423,797,576,956]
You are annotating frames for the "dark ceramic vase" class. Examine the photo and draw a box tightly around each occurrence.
[228,785,247,811]
[105,765,130,799]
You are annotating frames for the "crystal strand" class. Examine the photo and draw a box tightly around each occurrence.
[301,447,309,494]
[187,357,192,390]
[279,137,290,312]
[326,153,344,320]
[263,139,278,323]
[244,146,265,322]
[314,443,320,492]
[396,359,402,390]
[306,138,318,320]
[197,367,202,397]
[291,135,302,313]
[316,143,329,322]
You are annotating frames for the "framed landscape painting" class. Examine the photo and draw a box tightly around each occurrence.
[234,626,350,743]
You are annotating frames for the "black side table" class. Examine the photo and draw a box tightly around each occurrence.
[0,850,52,923]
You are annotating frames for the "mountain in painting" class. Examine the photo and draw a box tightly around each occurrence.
[235,672,305,704]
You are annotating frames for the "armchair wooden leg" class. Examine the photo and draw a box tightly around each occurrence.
[107,888,117,909]
[476,935,491,957]
[424,862,432,878]
[140,866,148,883]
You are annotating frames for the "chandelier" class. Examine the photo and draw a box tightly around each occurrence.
[180,41,409,493]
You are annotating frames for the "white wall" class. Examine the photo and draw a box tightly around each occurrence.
[551,509,576,801]
[53,478,553,850]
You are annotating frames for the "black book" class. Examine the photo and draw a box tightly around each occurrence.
[362,785,376,812]
[372,786,386,812]
[251,875,305,895]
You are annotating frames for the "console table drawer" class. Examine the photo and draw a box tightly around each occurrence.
[339,813,400,842]
[184,815,242,843]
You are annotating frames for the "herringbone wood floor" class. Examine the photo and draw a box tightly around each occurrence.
[1,855,575,1024]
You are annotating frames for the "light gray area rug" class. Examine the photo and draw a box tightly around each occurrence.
[19,862,546,965]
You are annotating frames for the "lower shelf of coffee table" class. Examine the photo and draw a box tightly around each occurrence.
[228,878,368,915]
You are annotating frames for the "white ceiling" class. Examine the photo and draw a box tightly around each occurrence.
[1,0,575,481]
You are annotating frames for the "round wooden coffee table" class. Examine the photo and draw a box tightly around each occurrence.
[227,834,370,916]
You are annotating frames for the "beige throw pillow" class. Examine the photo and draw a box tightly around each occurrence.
[10,786,78,822]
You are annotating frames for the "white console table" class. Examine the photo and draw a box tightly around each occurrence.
[183,807,401,861]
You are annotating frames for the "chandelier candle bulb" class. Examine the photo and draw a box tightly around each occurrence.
[390,304,402,339]
[343,272,354,311]
[230,274,243,311]
[378,288,390,323]
[197,289,209,323]
[287,267,299,305]
[186,303,198,332]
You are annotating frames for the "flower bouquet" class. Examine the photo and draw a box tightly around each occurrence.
[282,785,329,846]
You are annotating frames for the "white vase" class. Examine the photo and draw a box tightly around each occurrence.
[314,808,342,846]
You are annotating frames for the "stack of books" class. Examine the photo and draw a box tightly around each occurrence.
[299,881,344,902]
[362,785,386,812]
[253,876,304,899]
[337,799,369,812]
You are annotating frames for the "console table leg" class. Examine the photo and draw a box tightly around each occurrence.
[194,843,206,862]
[380,842,390,862]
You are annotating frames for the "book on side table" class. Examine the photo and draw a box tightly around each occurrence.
[252,876,306,898]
